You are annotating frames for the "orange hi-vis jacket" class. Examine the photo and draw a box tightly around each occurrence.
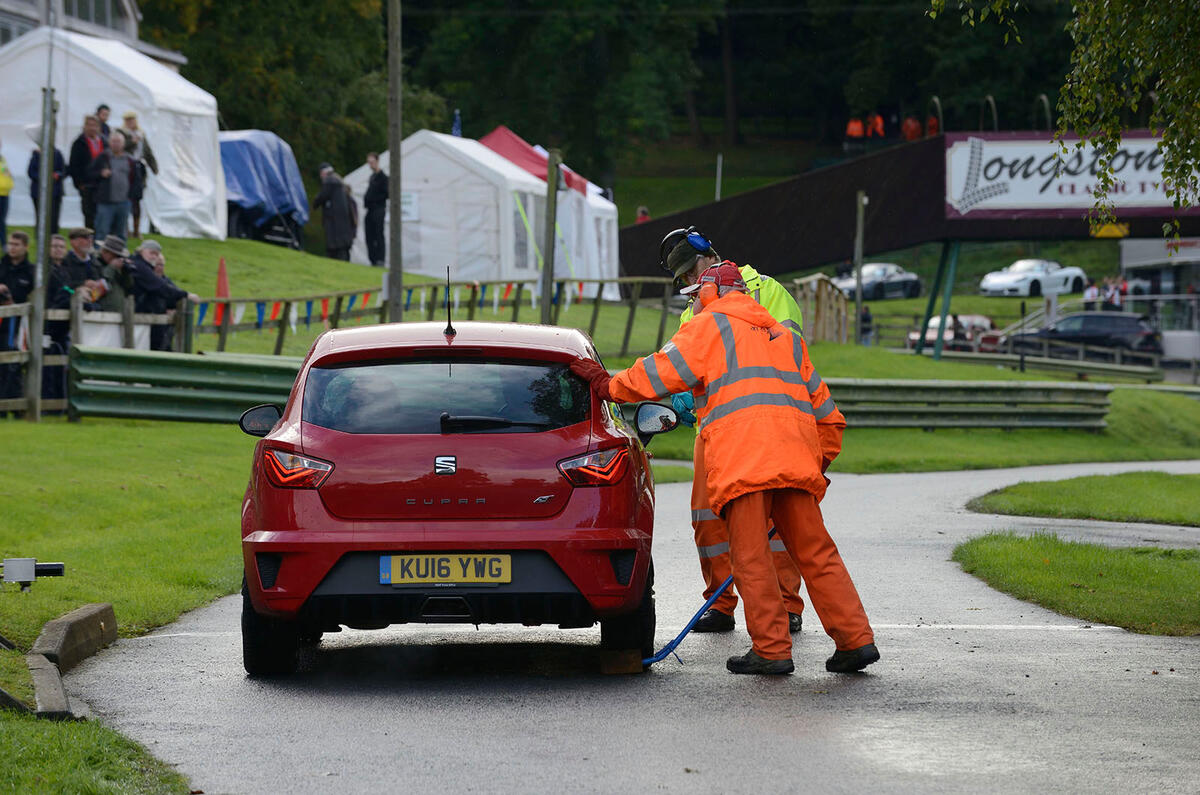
[609,291,845,514]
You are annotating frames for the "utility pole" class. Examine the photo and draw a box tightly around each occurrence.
[853,190,867,345]
[386,0,403,322]
[539,149,561,325]
[26,87,56,422]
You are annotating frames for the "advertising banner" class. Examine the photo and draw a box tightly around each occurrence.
[944,132,1199,219]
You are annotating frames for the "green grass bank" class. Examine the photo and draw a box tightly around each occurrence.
[953,533,1200,636]
[969,472,1200,527]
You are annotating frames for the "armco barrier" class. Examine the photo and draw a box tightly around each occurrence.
[69,346,300,423]
[826,378,1113,429]
[69,347,1113,430]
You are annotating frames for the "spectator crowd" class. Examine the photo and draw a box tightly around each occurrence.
[0,226,198,407]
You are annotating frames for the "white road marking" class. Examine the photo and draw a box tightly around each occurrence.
[872,623,1123,631]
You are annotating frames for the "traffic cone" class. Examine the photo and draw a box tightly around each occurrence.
[214,257,231,325]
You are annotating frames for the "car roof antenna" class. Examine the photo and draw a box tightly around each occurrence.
[444,265,457,338]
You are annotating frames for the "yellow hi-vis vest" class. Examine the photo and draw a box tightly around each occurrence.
[678,263,803,337]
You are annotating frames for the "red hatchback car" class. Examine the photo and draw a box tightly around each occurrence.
[238,321,678,675]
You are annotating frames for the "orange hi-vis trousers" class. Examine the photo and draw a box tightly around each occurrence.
[692,434,806,617]
[724,488,874,660]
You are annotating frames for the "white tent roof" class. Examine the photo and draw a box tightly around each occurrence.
[345,130,619,299]
[0,27,225,238]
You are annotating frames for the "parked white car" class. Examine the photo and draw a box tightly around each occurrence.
[979,259,1087,297]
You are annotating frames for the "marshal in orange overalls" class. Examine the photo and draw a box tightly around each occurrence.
[604,289,875,663]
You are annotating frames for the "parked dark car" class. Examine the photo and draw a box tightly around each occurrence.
[833,262,922,300]
[1009,311,1162,354]
[237,321,678,675]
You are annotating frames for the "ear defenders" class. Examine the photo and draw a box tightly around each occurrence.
[658,226,715,275]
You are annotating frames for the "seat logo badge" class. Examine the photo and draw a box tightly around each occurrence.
[434,456,457,475]
[533,495,554,504]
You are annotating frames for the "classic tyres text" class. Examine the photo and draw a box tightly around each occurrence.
[242,578,301,675]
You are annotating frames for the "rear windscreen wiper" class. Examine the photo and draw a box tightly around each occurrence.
[439,412,553,432]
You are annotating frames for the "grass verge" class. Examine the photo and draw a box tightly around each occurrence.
[0,710,190,794]
[953,532,1200,635]
[651,463,694,484]
[968,472,1200,527]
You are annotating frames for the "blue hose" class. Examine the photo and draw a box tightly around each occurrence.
[642,528,777,666]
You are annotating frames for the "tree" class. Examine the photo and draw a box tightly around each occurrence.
[140,0,447,176]
[930,1,1200,225]
[408,0,721,187]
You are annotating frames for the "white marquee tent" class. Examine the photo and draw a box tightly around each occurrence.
[344,130,619,298]
[0,27,225,238]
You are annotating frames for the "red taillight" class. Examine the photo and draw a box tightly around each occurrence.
[263,448,334,489]
[558,447,629,486]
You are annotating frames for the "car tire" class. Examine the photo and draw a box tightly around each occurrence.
[907,281,921,298]
[242,578,300,676]
[600,561,656,660]
[1072,277,1083,293]
[1029,280,1042,297]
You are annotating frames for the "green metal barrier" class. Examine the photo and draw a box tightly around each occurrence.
[69,346,300,423]
[825,377,1113,429]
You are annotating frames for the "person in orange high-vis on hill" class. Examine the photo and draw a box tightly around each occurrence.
[571,263,878,675]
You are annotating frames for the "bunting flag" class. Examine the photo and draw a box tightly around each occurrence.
[305,300,313,327]
[195,302,208,327]
[453,287,460,312]
[552,282,563,305]
[347,294,358,312]
[492,284,500,314]
[530,284,537,310]
[233,303,247,326]
[578,282,585,303]
[255,302,266,330]
[321,298,330,320]
[478,284,487,308]
[405,288,414,310]
[362,291,372,307]
[269,302,282,322]
[502,282,513,301]
[289,303,298,333]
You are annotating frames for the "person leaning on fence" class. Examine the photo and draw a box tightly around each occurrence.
[129,239,198,350]
[0,232,34,408]
[91,235,135,313]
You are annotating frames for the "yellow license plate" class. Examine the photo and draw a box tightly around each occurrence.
[380,554,511,585]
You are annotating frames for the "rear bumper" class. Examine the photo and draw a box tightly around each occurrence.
[242,527,652,625]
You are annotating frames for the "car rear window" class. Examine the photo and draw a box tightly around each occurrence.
[303,359,589,434]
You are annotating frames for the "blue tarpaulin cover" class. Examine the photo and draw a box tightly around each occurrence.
[219,130,309,226]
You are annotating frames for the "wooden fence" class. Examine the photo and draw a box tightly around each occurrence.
[188,273,849,357]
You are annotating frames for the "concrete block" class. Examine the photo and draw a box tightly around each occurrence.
[31,603,118,673]
[600,649,645,675]
[26,654,72,720]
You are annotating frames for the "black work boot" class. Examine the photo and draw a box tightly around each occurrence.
[788,612,803,634]
[825,643,880,673]
[693,608,735,633]
[726,650,794,675]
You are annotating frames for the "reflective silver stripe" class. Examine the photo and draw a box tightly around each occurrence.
[664,341,700,389]
[642,356,669,398]
[700,392,815,430]
[707,365,807,398]
[769,538,788,552]
[754,288,761,303]
[710,312,739,371]
[806,368,823,395]
[780,318,803,336]
[698,542,730,559]
[813,395,838,420]
[691,508,719,522]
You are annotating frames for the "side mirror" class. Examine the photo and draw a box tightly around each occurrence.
[239,404,282,437]
[634,402,679,446]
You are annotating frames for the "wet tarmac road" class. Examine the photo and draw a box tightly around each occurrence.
[67,460,1200,794]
